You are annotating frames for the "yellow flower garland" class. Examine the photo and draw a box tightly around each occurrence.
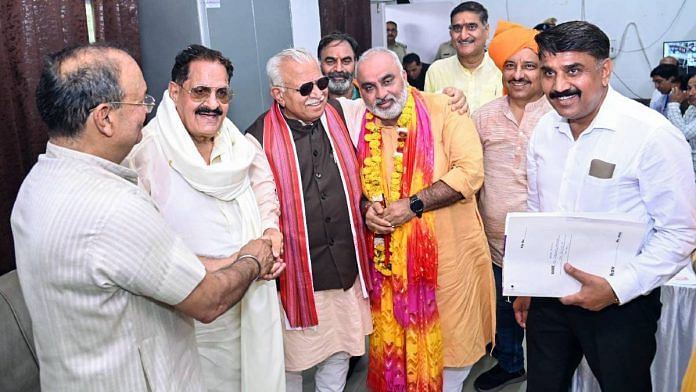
[360,89,416,275]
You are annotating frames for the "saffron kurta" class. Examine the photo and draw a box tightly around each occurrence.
[342,93,496,367]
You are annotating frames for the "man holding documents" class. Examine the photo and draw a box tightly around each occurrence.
[516,21,696,392]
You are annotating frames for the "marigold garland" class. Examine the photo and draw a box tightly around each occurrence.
[358,87,443,392]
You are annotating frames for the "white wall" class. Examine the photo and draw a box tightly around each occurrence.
[373,0,696,99]
[290,0,321,53]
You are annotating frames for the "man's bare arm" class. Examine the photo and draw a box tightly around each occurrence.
[418,180,463,212]
[175,238,273,323]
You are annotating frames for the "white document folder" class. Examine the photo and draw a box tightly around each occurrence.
[502,212,646,297]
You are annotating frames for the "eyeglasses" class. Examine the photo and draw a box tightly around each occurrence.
[275,76,329,97]
[180,85,233,104]
[107,94,156,113]
[449,23,480,34]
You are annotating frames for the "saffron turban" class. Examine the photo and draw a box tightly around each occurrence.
[488,21,539,71]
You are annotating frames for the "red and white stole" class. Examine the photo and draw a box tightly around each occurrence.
[262,102,371,328]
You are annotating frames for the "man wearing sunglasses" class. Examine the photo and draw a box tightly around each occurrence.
[425,1,502,113]
[125,44,286,391]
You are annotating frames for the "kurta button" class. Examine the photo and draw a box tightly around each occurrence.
[313,150,319,157]
[325,217,331,223]
[321,192,327,200]
[315,172,322,179]
[328,239,335,245]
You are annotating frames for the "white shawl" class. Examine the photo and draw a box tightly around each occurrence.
[145,90,285,391]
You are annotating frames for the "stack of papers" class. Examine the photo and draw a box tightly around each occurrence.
[502,212,646,297]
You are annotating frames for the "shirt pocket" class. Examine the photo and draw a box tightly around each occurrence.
[578,175,618,212]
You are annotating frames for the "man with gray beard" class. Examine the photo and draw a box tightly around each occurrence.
[318,32,361,100]
[341,47,495,392]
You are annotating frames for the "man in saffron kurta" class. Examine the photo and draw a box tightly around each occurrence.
[342,48,495,392]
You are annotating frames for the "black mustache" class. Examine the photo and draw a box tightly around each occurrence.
[508,78,530,84]
[549,89,581,99]
[195,107,223,116]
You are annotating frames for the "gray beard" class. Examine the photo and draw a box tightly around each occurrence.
[367,85,409,121]
[328,77,353,95]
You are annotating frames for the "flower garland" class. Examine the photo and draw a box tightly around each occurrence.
[360,90,416,275]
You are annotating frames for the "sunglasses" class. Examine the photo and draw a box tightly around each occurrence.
[276,76,329,96]
[180,85,233,104]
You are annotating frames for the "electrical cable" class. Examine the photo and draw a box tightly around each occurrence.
[611,71,643,99]
[620,0,687,53]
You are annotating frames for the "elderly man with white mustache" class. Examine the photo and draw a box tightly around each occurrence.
[425,1,502,113]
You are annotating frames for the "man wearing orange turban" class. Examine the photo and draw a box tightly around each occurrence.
[472,20,552,392]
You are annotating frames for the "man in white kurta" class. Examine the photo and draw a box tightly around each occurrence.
[126,45,285,392]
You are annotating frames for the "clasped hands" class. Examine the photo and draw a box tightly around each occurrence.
[200,228,286,280]
[365,198,415,234]
[513,262,619,328]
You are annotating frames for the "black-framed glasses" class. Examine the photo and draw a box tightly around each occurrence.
[180,85,233,104]
[106,94,156,113]
[275,76,329,96]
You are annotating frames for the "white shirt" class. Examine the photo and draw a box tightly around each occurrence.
[11,143,206,392]
[527,88,696,304]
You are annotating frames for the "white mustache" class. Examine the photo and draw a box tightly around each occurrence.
[305,97,325,106]
[375,95,397,106]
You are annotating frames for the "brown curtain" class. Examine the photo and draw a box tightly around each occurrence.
[318,0,371,56]
[0,0,141,275]
[91,0,141,62]
[0,1,89,275]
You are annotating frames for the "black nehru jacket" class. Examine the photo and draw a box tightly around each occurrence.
[245,100,359,291]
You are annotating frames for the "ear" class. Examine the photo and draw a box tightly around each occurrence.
[168,81,180,102]
[91,104,115,137]
[271,86,285,106]
[600,58,613,87]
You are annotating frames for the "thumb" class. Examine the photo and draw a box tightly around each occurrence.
[564,263,591,284]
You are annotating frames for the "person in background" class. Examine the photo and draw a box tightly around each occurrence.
[649,63,681,116]
[425,1,502,113]
[125,44,286,392]
[472,20,552,392]
[434,39,457,60]
[515,21,696,391]
[318,32,361,100]
[665,73,696,177]
[403,52,430,91]
[386,21,408,62]
[12,43,275,392]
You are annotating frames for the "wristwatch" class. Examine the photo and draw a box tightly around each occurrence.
[409,194,424,218]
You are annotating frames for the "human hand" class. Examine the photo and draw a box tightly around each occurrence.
[262,228,284,259]
[238,238,274,276]
[513,296,531,328]
[559,263,618,311]
[442,87,469,115]
[381,198,416,227]
[669,86,687,103]
[365,201,395,234]
[260,260,286,280]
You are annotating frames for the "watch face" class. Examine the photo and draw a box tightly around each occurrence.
[410,196,424,214]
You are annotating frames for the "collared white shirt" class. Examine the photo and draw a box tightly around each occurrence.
[12,143,206,391]
[527,87,696,304]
